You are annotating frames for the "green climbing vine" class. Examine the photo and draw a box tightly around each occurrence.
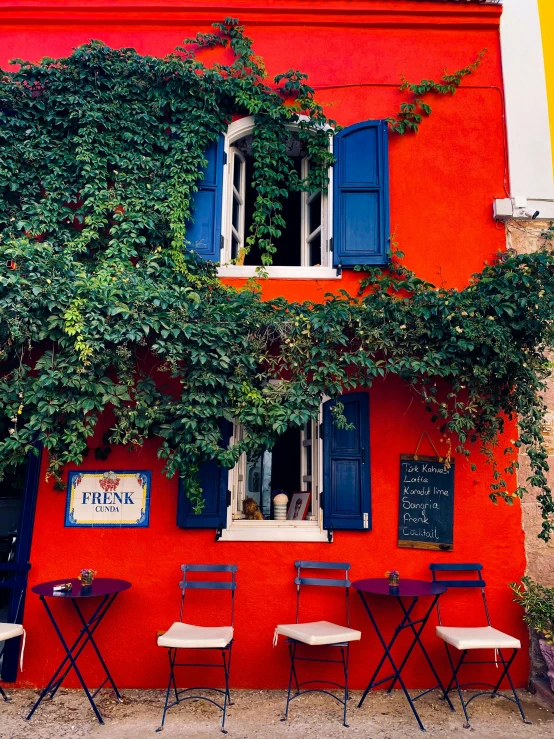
[387,50,486,134]
[1,19,553,540]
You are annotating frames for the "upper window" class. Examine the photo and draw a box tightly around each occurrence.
[224,131,327,268]
[185,118,390,272]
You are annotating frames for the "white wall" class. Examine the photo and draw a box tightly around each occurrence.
[500,0,554,200]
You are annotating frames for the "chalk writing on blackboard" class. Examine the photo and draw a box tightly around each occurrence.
[398,454,455,551]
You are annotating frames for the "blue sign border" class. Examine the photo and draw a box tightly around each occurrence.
[65,470,151,528]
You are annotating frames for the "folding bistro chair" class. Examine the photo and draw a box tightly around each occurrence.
[274,561,361,727]
[430,563,530,728]
[157,564,237,734]
[0,622,25,701]
[0,585,26,702]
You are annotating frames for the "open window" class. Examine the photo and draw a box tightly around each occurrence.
[186,118,390,274]
[223,128,328,268]
[178,392,372,542]
[228,421,320,523]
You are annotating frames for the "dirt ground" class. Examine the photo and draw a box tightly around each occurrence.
[1,688,553,739]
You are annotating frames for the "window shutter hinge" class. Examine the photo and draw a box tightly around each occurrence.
[363,512,369,529]
[226,489,232,507]
[215,526,223,541]
[220,234,225,251]
[223,151,227,165]
[320,491,324,509]
[336,262,342,277]
[327,528,333,544]
[329,237,334,252]
[319,422,324,439]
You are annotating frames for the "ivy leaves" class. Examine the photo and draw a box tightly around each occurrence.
[388,50,486,134]
[0,21,553,538]
[1,224,554,532]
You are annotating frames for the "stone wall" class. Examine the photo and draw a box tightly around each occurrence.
[508,220,554,678]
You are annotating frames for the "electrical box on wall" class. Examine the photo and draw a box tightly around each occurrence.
[493,199,513,220]
[493,197,549,221]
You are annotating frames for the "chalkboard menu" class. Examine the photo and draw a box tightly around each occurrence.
[398,454,455,551]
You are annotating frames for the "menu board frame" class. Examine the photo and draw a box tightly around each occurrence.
[398,454,455,551]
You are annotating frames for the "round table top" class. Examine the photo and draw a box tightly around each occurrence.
[32,578,132,598]
[352,578,446,597]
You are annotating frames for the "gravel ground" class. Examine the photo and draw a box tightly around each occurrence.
[1,688,553,739]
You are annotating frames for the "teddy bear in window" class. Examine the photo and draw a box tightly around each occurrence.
[244,497,264,520]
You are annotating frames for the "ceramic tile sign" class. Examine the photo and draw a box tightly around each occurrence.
[397,455,455,551]
[65,470,151,528]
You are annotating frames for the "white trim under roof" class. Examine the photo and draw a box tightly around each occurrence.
[500,0,554,200]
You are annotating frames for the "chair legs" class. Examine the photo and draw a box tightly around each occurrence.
[221,647,232,730]
[157,643,234,734]
[282,642,298,721]
[341,645,350,727]
[494,648,531,725]
[281,641,351,727]
[0,642,9,702]
[443,644,531,728]
[158,649,177,731]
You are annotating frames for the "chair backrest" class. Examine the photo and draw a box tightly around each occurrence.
[294,560,352,626]
[179,564,238,625]
[429,563,491,626]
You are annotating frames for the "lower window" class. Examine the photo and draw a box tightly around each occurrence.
[219,420,327,542]
[178,392,371,539]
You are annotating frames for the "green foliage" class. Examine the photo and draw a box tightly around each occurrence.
[0,21,553,539]
[0,19,334,269]
[510,577,554,644]
[388,50,486,134]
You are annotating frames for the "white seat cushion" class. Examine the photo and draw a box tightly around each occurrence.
[436,625,521,651]
[274,620,361,647]
[0,623,24,641]
[157,622,233,649]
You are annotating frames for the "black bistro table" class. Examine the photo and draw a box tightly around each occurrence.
[26,577,131,725]
[353,578,454,731]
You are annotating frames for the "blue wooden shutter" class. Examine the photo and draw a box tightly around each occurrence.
[186,136,224,261]
[177,421,232,529]
[333,120,389,267]
[323,393,371,531]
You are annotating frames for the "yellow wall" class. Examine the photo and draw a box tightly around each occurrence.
[538,0,554,177]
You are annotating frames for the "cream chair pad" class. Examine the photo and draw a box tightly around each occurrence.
[157,623,233,649]
[0,623,24,641]
[436,625,521,651]
[274,620,361,647]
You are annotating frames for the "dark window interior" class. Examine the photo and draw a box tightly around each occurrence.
[243,156,302,267]
[233,134,304,267]
[272,426,302,494]
[245,427,302,518]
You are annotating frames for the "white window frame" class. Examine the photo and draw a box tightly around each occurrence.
[218,116,339,280]
[301,156,324,268]
[218,407,329,542]
[228,147,246,262]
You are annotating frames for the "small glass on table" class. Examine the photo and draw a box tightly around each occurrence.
[386,570,400,592]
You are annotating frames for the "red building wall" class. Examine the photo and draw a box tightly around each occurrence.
[0,1,527,691]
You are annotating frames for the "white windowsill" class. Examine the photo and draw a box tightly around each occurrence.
[217,265,340,280]
[218,521,330,542]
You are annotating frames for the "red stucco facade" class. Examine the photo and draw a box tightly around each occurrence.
[0,1,527,692]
